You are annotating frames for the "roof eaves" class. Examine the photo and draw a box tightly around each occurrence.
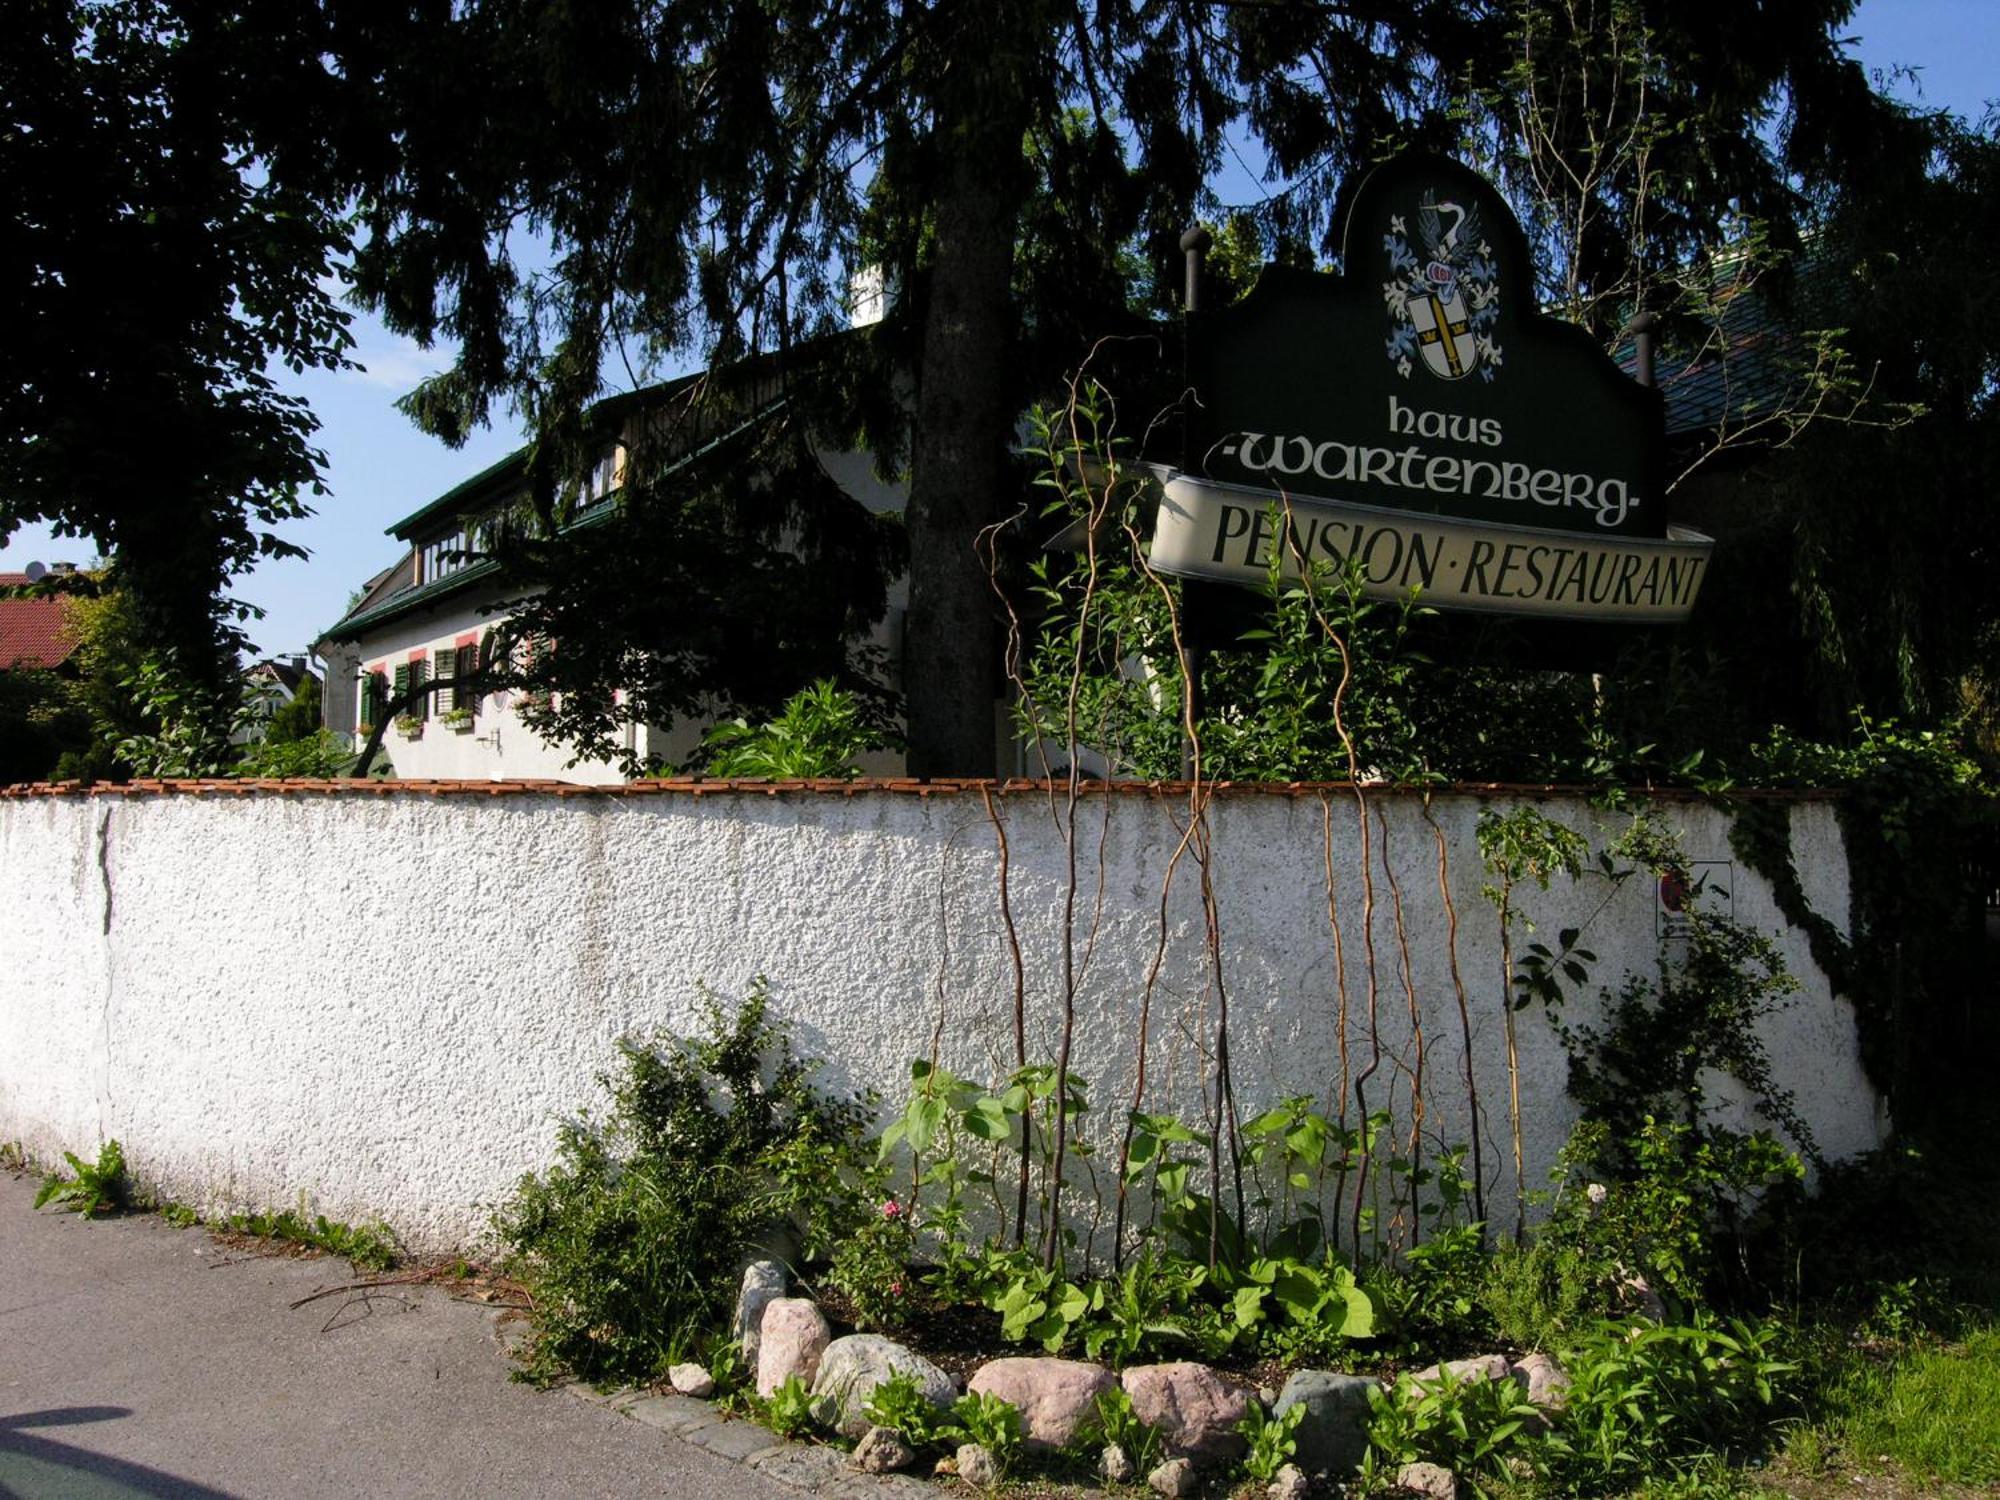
[326,386,797,644]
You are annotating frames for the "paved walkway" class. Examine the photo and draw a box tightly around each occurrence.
[0,1170,799,1499]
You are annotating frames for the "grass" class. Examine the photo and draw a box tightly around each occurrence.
[1819,1327,2000,1487]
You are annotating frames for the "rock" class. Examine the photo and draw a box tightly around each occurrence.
[757,1298,832,1396]
[1269,1463,1311,1500]
[1395,1461,1459,1498]
[1273,1368,1376,1476]
[1407,1353,1512,1389]
[1122,1361,1251,1459]
[956,1442,1000,1487]
[667,1361,716,1398]
[1616,1267,1668,1321]
[1146,1456,1200,1498]
[733,1259,787,1361]
[1099,1443,1136,1484]
[851,1425,917,1474]
[968,1356,1117,1451]
[1513,1352,1571,1410]
[809,1334,956,1437]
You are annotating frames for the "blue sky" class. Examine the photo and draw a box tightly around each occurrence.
[5,0,1994,663]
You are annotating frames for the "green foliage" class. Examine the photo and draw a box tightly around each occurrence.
[944,1391,1025,1476]
[862,1372,953,1449]
[1559,918,1815,1164]
[261,674,323,745]
[1477,807,1590,909]
[1075,1385,1165,1474]
[236,728,355,779]
[1547,1315,1796,1492]
[760,1374,821,1440]
[7,2,355,695]
[113,654,243,777]
[1481,1233,1607,1354]
[495,982,875,1387]
[1365,1364,1545,1492]
[217,1204,399,1272]
[33,1139,125,1217]
[825,1196,916,1330]
[700,678,896,780]
[1518,1118,1802,1317]
[1237,1399,1304,1483]
[1818,1326,2000,1486]
[1372,1222,1495,1355]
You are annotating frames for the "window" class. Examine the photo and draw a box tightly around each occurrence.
[408,658,428,721]
[359,671,387,731]
[417,523,482,585]
[453,642,479,713]
[573,445,627,510]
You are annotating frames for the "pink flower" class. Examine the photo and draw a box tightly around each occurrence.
[880,1199,902,1219]
[889,1281,904,1296]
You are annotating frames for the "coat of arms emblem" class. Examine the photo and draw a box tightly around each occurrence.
[1383,190,1502,382]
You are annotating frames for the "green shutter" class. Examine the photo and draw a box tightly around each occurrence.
[409,659,428,720]
[392,663,409,720]
[454,644,476,713]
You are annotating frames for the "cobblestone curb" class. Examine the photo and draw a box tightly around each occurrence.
[564,1382,934,1496]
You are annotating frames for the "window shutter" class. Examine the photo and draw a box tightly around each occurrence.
[392,663,409,719]
[454,644,476,713]
[409,658,427,720]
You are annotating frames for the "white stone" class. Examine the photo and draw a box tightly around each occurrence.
[1269,1463,1310,1500]
[1397,1461,1459,1498]
[851,1425,916,1473]
[734,1260,787,1363]
[1146,1456,1199,1498]
[955,1442,999,1488]
[667,1361,716,1398]
[808,1334,955,1437]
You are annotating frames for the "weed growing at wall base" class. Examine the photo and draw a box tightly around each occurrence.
[33,1139,125,1217]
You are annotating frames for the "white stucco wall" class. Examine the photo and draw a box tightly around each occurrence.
[0,784,1880,1252]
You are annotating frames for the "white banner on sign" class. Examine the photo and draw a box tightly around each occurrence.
[1146,470,1714,623]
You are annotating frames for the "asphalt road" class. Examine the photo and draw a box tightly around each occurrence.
[0,1170,795,1500]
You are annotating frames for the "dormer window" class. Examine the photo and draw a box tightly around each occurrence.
[574,444,627,509]
[417,527,472,585]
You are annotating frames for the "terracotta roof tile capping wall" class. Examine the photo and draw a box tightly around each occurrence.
[0,777,1837,801]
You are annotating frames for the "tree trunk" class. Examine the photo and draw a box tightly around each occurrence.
[903,13,1035,778]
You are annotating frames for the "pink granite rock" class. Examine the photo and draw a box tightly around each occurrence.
[968,1357,1117,1451]
[756,1297,831,1396]
[1120,1362,1251,1459]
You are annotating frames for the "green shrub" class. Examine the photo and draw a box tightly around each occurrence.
[494,983,875,1386]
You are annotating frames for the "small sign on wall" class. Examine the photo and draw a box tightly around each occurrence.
[1657,861,1732,940]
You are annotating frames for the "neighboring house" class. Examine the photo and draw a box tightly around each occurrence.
[315,377,909,782]
[232,655,322,746]
[0,565,83,672]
